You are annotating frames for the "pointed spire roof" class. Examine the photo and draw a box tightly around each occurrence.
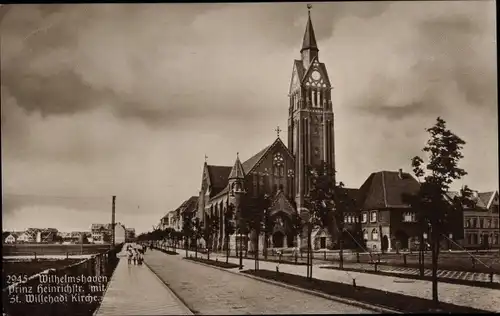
[229,153,245,179]
[301,10,318,52]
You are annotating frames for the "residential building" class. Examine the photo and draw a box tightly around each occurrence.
[125,228,135,242]
[4,233,17,244]
[458,191,499,249]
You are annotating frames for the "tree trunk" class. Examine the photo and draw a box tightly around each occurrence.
[432,236,439,306]
[255,230,259,270]
[307,225,313,279]
[239,234,243,269]
[185,237,188,258]
[420,232,425,277]
[226,234,230,263]
[264,231,268,260]
[207,237,211,260]
[195,240,198,258]
[339,238,344,269]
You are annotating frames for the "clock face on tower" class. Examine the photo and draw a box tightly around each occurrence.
[311,70,321,81]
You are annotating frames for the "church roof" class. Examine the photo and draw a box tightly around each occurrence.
[206,165,232,195]
[357,170,420,210]
[242,138,294,175]
[229,155,245,179]
[241,145,272,174]
[301,13,318,52]
[294,59,306,79]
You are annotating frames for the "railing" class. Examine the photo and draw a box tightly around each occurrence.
[2,244,123,316]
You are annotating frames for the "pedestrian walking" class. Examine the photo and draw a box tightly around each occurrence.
[132,249,137,265]
[127,248,133,265]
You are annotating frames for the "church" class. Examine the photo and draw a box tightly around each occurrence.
[161,8,498,255]
[196,8,339,253]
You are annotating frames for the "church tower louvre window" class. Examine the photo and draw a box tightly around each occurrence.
[288,5,335,210]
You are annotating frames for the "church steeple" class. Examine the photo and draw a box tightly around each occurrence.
[301,5,319,68]
[228,153,245,180]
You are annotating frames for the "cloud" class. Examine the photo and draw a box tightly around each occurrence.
[1,2,497,234]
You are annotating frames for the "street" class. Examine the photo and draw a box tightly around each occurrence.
[144,250,375,314]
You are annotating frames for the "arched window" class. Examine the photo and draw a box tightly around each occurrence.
[363,229,368,241]
[370,211,378,223]
[371,229,379,241]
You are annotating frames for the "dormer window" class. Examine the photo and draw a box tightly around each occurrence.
[370,211,378,223]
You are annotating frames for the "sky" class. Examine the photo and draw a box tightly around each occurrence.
[1,2,497,234]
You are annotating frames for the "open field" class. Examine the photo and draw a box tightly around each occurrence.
[2,243,111,256]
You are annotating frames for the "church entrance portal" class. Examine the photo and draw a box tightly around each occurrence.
[273,231,285,248]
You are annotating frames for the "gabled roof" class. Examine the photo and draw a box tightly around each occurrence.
[301,56,331,86]
[301,12,318,52]
[241,138,295,175]
[176,196,198,215]
[358,171,420,210]
[206,165,232,196]
[241,145,271,175]
[445,190,498,210]
[269,190,296,217]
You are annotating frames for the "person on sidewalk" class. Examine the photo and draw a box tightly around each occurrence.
[127,248,133,265]
[132,249,137,265]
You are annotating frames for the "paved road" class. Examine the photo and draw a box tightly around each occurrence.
[193,250,500,313]
[96,243,192,316]
[145,250,374,314]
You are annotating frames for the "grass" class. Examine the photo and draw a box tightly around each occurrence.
[320,265,500,290]
[184,256,240,269]
[242,269,491,314]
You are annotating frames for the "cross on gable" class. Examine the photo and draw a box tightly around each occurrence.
[275,126,282,138]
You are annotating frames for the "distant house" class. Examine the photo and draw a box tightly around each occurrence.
[91,224,111,244]
[4,233,17,244]
[451,190,500,249]
[17,232,35,243]
[125,228,135,242]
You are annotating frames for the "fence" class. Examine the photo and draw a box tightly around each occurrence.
[2,243,123,316]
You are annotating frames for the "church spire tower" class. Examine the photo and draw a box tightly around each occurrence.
[301,4,319,68]
[288,4,336,211]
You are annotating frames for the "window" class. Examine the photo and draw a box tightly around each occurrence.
[472,218,477,228]
[371,229,379,241]
[464,218,470,228]
[467,233,472,245]
[480,218,484,228]
[362,213,368,223]
[494,233,499,245]
[370,211,378,223]
[494,219,499,228]
[472,234,478,245]
[479,234,483,245]
[363,229,368,241]
[344,215,348,224]
[355,216,359,223]
[486,219,492,228]
[403,212,416,223]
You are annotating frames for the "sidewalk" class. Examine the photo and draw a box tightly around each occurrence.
[95,244,192,316]
[182,249,500,312]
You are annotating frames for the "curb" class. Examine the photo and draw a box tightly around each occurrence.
[184,257,401,314]
[144,260,194,315]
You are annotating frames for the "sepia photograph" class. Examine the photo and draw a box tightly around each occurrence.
[1,1,498,315]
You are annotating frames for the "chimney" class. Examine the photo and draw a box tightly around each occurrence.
[398,168,403,179]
